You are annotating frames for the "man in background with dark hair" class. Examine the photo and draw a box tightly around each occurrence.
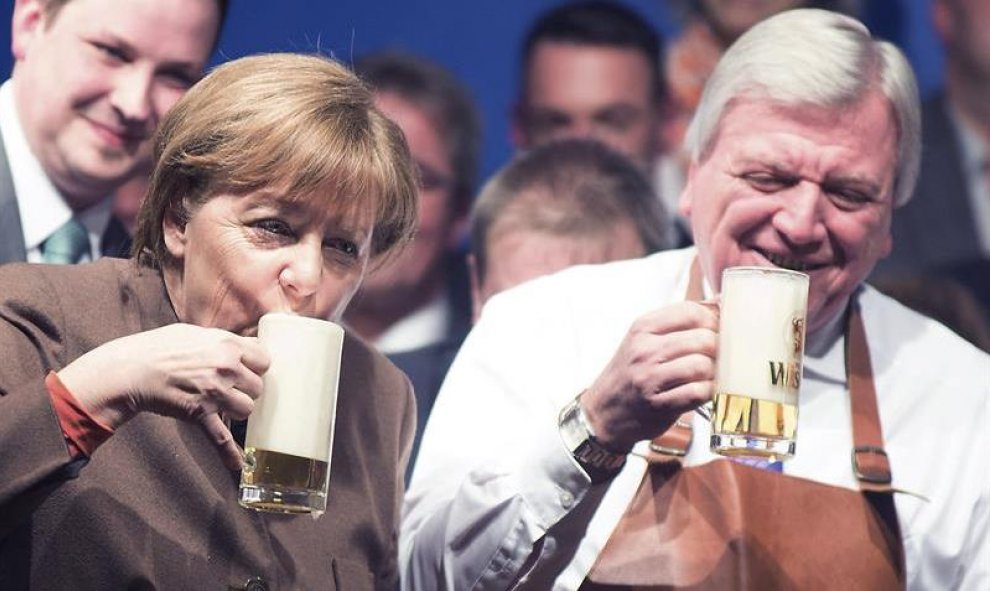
[513,0,667,173]
[0,0,225,265]
[869,0,990,344]
[347,52,481,452]
[511,1,684,246]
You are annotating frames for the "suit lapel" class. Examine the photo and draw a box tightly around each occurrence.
[919,94,978,250]
[101,215,132,259]
[909,94,979,258]
[885,93,981,272]
[0,134,28,265]
[0,133,133,264]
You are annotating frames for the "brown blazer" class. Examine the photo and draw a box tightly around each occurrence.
[0,258,415,590]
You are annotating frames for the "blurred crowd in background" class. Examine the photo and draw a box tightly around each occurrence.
[3,0,987,435]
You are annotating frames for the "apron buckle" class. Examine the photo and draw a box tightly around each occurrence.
[852,445,892,485]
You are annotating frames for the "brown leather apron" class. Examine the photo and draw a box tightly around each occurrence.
[581,261,905,590]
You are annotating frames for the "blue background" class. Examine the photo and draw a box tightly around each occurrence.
[0,0,943,183]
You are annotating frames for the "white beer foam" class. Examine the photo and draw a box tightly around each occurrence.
[246,313,344,463]
[716,267,809,405]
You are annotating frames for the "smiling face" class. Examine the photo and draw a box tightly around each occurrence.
[162,190,374,336]
[11,0,219,210]
[681,93,898,333]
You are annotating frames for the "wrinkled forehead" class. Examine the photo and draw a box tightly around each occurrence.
[707,95,899,203]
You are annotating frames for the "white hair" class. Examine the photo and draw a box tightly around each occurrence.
[684,8,921,207]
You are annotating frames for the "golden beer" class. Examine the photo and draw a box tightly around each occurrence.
[710,267,808,459]
[239,448,330,513]
[712,393,798,449]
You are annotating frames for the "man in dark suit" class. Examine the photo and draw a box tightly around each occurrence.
[874,0,990,277]
[344,52,480,460]
[0,0,224,266]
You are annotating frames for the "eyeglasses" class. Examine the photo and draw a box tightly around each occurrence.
[416,161,454,193]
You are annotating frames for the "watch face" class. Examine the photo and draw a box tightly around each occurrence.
[559,397,626,474]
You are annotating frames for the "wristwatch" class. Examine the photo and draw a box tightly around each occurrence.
[558,392,627,483]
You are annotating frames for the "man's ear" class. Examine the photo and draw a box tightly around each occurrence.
[467,253,483,325]
[679,161,698,219]
[931,0,953,44]
[11,0,47,61]
[655,99,682,157]
[878,226,893,260]
[162,205,188,261]
[510,102,530,149]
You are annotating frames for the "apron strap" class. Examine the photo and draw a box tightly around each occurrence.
[646,257,705,458]
[648,259,894,492]
[847,300,894,492]
[584,260,905,589]
[684,256,706,302]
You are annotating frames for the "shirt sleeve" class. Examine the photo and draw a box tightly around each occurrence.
[46,371,114,457]
[948,370,989,591]
[399,286,602,590]
[958,490,989,591]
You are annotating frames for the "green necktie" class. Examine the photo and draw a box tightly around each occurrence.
[41,217,90,264]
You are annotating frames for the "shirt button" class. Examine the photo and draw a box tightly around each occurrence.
[560,490,574,508]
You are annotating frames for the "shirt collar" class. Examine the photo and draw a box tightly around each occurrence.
[0,79,111,258]
[373,291,452,354]
[803,296,851,383]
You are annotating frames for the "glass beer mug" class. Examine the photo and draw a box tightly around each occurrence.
[238,313,344,515]
[710,267,809,460]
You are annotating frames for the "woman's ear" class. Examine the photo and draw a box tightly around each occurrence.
[162,204,188,261]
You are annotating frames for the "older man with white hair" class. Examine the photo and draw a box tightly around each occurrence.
[401,9,988,590]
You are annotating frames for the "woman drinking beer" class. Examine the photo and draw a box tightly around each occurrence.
[0,53,418,589]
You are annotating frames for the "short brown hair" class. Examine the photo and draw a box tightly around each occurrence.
[132,53,418,268]
[470,138,669,281]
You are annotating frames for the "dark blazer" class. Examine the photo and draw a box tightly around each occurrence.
[390,338,461,481]
[0,258,415,590]
[386,252,472,480]
[875,93,984,277]
[0,135,131,266]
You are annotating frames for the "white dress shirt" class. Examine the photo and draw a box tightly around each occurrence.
[0,80,111,263]
[402,247,989,590]
[374,292,452,355]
